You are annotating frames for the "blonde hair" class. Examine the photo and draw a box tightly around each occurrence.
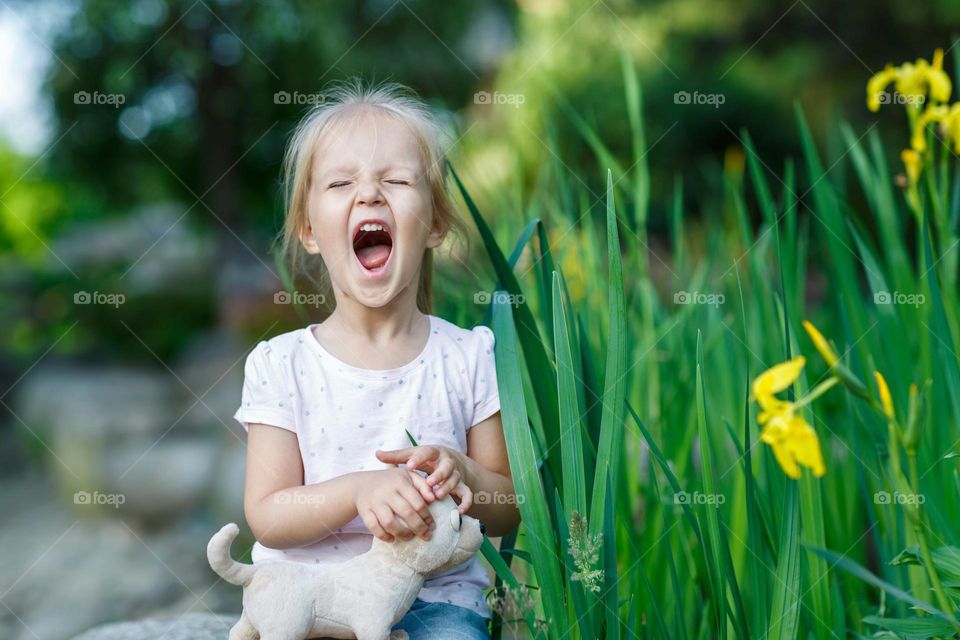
[275,78,468,315]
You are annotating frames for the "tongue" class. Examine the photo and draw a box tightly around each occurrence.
[356,244,391,270]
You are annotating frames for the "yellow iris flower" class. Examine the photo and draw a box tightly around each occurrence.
[867,49,955,188]
[801,320,839,368]
[752,356,827,479]
[874,371,895,420]
[900,149,922,185]
[910,102,960,153]
[867,48,952,113]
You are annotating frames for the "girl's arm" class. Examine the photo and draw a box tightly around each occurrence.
[244,423,436,548]
[458,411,521,537]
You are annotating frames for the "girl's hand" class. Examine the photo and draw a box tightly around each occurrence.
[375,445,474,514]
[353,468,435,542]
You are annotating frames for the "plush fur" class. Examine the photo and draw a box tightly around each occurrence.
[207,496,484,640]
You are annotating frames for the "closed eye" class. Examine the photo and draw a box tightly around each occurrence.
[385,179,411,186]
[328,181,351,189]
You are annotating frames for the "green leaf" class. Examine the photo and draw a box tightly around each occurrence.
[492,299,566,637]
[862,615,959,638]
[742,130,779,228]
[450,163,563,488]
[767,480,802,640]
[891,544,960,580]
[535,222,558,347]
[621,48,649,228]
[795,104,870,360]
[696,331,728,639]
[553,271,587,516]
[601,468,619,637]
[807,545,956,623]
[590,171,628,534]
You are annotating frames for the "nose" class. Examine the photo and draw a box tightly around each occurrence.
[356,180,384,207]
[479,522,486,535]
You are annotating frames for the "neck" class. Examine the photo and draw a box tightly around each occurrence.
[328,269,425,342]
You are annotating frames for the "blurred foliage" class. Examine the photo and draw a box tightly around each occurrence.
[459,0,960,226]
[1,0,959,366]
[0,147,63,260]
[45,0,515,227]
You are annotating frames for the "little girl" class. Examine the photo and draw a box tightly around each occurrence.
[232,80,519,639]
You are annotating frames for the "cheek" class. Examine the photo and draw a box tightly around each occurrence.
[306,194,353,258]
[391,189,434,235]
[312,189,351,220]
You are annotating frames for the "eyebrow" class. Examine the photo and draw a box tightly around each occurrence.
[318,164,420,178]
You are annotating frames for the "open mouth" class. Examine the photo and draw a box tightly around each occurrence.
[352,221,393,272]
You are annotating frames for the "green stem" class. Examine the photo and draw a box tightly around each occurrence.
[906,449,959,626]
[794,377,841,409]
[886,423,902,559]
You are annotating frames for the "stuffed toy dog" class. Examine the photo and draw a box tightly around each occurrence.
[207,495,485,640]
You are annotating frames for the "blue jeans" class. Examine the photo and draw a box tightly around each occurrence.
[391,598,491,639]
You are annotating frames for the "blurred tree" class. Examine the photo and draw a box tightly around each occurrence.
[466,0,960,233]
[0,145,63,263]
[42,0,517,326]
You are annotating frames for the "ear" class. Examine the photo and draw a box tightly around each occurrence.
[299,217,321,255]
[424,212,449,250]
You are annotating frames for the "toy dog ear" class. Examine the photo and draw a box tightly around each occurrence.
[450,510,462,531]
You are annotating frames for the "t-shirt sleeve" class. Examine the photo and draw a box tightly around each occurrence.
[233,341,297,433]
[469,325,500,428]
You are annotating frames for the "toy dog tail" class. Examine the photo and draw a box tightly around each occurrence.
[207,523,256,587]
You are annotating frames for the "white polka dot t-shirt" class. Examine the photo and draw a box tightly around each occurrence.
[232,314,500,618]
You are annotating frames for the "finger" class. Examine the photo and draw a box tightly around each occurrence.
[388,494,426,539]
[433,470,461,499]
[398,483,434,529]
[375,504,411,540]
[361,509,392,542]
[395,489,433,538]
[407,470,436,503]
[427,458,454,487]
[451,482,473,513]
[406,446,439,470]
[375,447,414,464]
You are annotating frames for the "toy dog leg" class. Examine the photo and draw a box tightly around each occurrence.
[228,613,258,640]
[352,631,405,640]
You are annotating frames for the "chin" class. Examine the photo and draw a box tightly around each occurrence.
[351,289,396,308]
[349,256,421,308]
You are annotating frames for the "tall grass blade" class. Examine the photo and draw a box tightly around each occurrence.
[590,171,627,534]
[451,164,563,487]
[491,297,566,637]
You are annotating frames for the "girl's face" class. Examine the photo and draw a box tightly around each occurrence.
[300,109,446,310]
